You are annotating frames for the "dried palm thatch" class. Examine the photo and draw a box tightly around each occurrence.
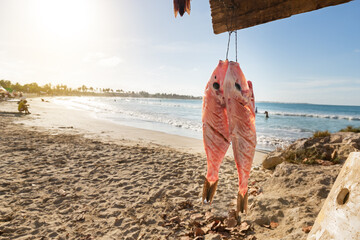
[210,0,353,34]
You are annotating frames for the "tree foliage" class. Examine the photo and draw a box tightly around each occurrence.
[0,79,201,99]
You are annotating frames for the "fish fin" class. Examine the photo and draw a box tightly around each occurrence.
[202,178,218,204]
[247,81,255,110]
[173,0,179,17]
[237,191,248,215]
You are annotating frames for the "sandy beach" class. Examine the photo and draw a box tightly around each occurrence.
[0,98,343,239]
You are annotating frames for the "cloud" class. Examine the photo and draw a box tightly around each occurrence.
[355,49,360,53]
[83,52,122,67]
[97,56,122,67]
[82,52,105,62]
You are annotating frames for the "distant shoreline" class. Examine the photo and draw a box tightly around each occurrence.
[21,92,202,100]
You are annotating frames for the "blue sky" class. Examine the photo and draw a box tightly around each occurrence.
[0,0,359,105]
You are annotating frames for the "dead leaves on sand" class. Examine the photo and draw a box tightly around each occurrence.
[161,204,256,239]
[262,221,279,229]
[302,225,312,233]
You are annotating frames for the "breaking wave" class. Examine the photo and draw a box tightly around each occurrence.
[263,111,360,121]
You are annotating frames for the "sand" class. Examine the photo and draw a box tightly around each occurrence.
[0,98,342,239]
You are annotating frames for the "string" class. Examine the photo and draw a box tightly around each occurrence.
[226,31,232,60]
[222,0,238,61]
[235,30,238,62]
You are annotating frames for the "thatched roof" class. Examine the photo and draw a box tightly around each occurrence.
[210,0,353,34]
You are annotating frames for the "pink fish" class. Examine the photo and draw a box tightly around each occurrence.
[223,61,256,214]
[173,0,191,17]
[202,60,230,204]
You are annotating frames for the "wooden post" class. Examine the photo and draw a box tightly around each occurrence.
[307,152,360,240]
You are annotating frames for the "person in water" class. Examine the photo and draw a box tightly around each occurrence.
[18,100,30,114]
[265,111,269,118]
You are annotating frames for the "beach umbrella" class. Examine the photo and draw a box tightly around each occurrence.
[0,86,8,94]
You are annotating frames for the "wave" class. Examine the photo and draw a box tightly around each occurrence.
[113,97,202,110]
[54,97,203,133]
[261,111,360,121]
[256,135,295,151]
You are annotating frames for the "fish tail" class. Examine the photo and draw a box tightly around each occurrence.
[173,0,179,17]
[237,191,248,215]
[202,178,218,204]
[185,0,191,15]
[178,0,185,16]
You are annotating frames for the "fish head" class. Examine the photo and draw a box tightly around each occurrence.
[205,60,229,106]
[224,61,253,107]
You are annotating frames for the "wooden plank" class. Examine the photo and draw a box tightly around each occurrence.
[210,0,353,34]
[307,152,360,240]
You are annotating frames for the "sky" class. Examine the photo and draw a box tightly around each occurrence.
[0,0,359,105]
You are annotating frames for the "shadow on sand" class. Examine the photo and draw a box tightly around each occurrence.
[0,112,27,117]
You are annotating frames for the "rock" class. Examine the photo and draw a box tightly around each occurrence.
[262,152,284,169]
[329,134,342,144]
[267,131,360,165]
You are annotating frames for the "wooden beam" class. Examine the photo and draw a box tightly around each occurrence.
[210,0,353,34]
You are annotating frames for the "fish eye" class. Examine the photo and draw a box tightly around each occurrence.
[213,82,220,90]
[235,83,241,91]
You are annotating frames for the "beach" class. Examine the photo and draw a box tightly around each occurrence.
[0,98,344,239]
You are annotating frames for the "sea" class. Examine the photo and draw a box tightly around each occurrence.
[54,97,360,151]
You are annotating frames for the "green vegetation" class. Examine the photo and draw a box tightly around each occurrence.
[312,130,330,138]
[0,79,201,99]
[340,126,360,133]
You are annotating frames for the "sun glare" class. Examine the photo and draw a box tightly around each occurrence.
[32,0,93,39]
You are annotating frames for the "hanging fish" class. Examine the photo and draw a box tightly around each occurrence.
[223,61,256,214]
[173,0,191,17]
[202,60,230,204]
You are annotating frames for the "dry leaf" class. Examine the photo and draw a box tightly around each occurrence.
[262,224,270,228]
[189,220,201,227]
[247,236,257,240]
[225,218,237,228]
[194,227,205,236]
[205,211,215,221]
[190,213,203,221]
[170,216,181,224]
[302,225,312,233]
[239,221,250,232]
[178,200,193,210]
[270,221,279,229]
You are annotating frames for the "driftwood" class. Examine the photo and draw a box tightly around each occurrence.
[210,0,353,34]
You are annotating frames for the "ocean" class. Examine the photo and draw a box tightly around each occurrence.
[54,97,360,151]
